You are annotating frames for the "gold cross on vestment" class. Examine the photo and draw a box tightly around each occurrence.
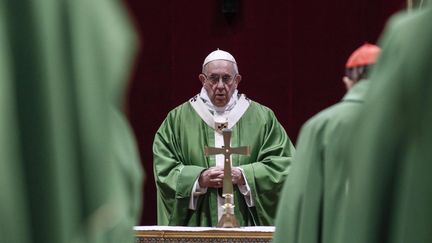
[204,128,250,227]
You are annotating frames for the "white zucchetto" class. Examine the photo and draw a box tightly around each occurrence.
[203,49,236,67]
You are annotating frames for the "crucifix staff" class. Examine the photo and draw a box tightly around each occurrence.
[204,128,250,228]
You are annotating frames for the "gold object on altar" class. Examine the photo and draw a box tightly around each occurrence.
[204,128,250,228]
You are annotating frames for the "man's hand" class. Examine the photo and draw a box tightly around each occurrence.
[198,167,224,188]
[231,167,245,185]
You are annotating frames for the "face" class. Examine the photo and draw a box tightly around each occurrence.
[199,60,241,107]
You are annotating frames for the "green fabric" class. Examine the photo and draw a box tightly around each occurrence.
[153,100,295,226]
[106,108,144,243]
[335,6,432,243]
[273,81,369,243]
[0,1,143,243]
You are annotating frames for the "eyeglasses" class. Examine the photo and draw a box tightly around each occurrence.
[203,73,236,85]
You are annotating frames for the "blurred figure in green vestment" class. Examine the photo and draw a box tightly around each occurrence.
[273,43,380,243]
[335,3,432,243]
[0,1,144,243]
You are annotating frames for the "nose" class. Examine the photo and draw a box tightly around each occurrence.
[216,78,225,88]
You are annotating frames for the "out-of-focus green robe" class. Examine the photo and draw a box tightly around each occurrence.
[108,108,144,242]
[0,1,143,243]
[335,6,432,243]
[153,100,295,226]
[273,81,369,243]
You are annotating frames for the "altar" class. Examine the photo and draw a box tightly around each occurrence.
[134,226,274,243]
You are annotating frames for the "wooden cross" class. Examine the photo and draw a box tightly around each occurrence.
[204,128,250,227]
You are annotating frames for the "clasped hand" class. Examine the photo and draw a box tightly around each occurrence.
[198,166,245,188]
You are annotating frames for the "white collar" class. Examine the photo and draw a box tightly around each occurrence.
[199,87,238,114]
[189,90,250,133]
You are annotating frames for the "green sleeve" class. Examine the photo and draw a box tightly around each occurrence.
[153,110,206,225]
[240,109,295,225]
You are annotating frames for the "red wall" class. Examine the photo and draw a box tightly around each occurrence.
[123,0,405,225]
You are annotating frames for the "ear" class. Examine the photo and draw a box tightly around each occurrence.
[234,74,242,85]
[199,74,206,85]
[342,76,355,90]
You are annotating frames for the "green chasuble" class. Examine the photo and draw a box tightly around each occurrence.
[273,81,369,243]
[335,6,432,243]
[107,108,144,242]
[0,1,143,243]
[153,99,295,226]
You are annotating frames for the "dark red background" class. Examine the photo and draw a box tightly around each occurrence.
[123,0,405,225]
